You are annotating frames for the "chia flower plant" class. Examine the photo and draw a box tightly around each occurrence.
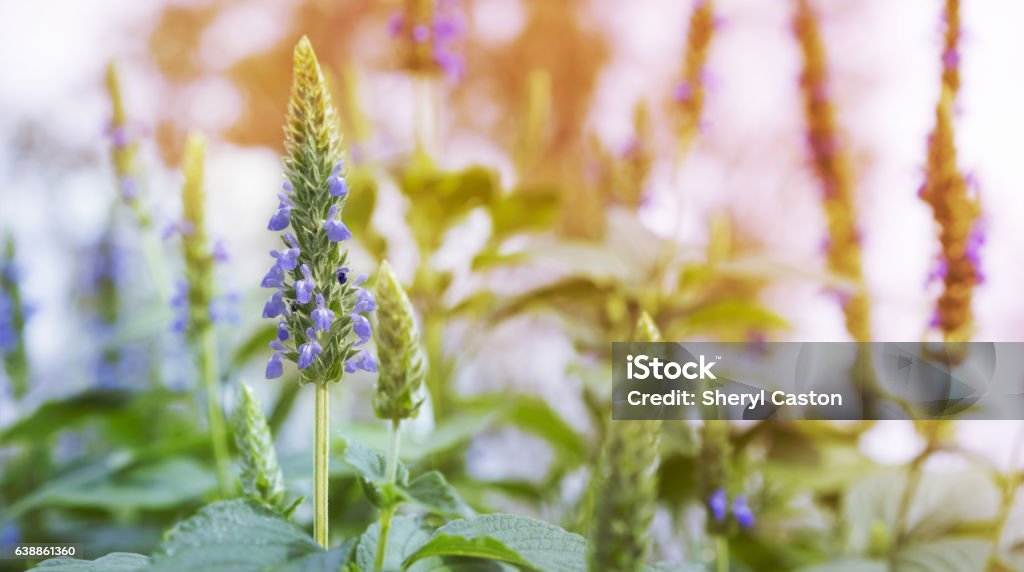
[260,36,376,547]
[0,235,29,399]
[673,0,717,159]
[588,313,662,572]
[105,62,149,227]
[919,0,981,344]
[793,0,871,343]
[172,133,234,496]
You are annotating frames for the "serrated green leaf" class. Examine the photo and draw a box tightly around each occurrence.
[404,514,588,572]
[404,471,475,519]
[149,499,321,572]
[33,553,149,571]
[270,540,356,572]
[338,434,411,487]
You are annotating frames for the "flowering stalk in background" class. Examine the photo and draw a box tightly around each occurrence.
[371,260,424,570]
[793,0,871,343]
[234,383,287,512]
[920,0,980,343]
[174,133,234,496]
[588,313,662,572]
[389,0,465,82]
[105,62,170,302]
[261,37,375,547]
[0,235,29,399]
[673,0,717,160]
[87,230,122,388]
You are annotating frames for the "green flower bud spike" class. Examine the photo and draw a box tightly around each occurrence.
[234,383,286,510]
[371,260,427,570]
[373,260,426,422]
[588,312,663,572]
[0,235,29,399]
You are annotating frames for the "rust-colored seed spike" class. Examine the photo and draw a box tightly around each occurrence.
[793,0,871,342]
[676,0,716,155]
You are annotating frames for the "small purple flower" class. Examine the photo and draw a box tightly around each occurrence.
[323,205,352,242]
[261,262,286,289]
[351,313,371,345]
[268,197,293,231]
[312,294,334,332]
[345,348,378,373]
[388,11,404,37]
[277,321,290,341]
[295,264,315,304]
[212,238,230,263]
[336,266,350,285]
[328,175,349,198]
[732,495,755,528]
[262,291,287,318]
[265,352,284,379]
[282,180,294,193]
[708,488,728,522]
[354,272,368,285]
[434,49,465,82]
[942,48,960,70]
[353,287,376,313]
[413,24,430,43]
[170,281,188,333]
[298,328,322,369]
[433,13,463,41]
[120,178,138,200]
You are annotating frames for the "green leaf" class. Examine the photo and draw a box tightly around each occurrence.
[149,499,321,572]
[33,553,149,571]
[894,539,992,572]
[270,541,356,572]
[227,322,276,372]
[404,471,475,519]
[644,564,709,572]
[404,514,588,572]
[0,389,135,444]
[487,187,560,240]
[355,516,437,572]
[799,559,887,572]
[338,435,410,487]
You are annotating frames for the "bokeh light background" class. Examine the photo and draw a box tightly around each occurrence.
[2,0,1024,495]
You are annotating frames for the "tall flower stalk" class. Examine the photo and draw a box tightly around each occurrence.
[588,313,662,572]
[919,0,980,343]
[105,62,169,302]
[261,37,376,547]
[174,134,233,496]
[371,260,424,571]
[673,0,717,160]
[792,0,871,343]
[0,235,29,399]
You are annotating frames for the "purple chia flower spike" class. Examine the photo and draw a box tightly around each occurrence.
[323,205,352,242]
[298,328,322,369]
[295,264,315,304]
[345,348,378,373]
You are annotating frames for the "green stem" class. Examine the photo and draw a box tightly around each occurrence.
[200,327,232,497]
[716,535,729,572]
[374,419,402,571]
[314,381,330,548]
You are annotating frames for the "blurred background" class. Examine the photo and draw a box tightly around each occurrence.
[1,0,1023,569]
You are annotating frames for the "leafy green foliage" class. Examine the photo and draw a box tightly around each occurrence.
[34,552,150,571]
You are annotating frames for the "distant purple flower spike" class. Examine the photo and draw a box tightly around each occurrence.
[328,175,349,198]
[312,294,334,332]
[266,352,284,379]
[673,81,692,103]
[268,205,291,231]
[295,264,315,304]
[733,495,755,528]
[277,321,290,341]
[323,205,352,242]
[261,262,286,289]
[209,292,240,324]
[942,48,960,70]
[298,328,322,369]
[353,287,376,313]
[262,291,287,318]
[345,348,378,373]
[709,488,728,522]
